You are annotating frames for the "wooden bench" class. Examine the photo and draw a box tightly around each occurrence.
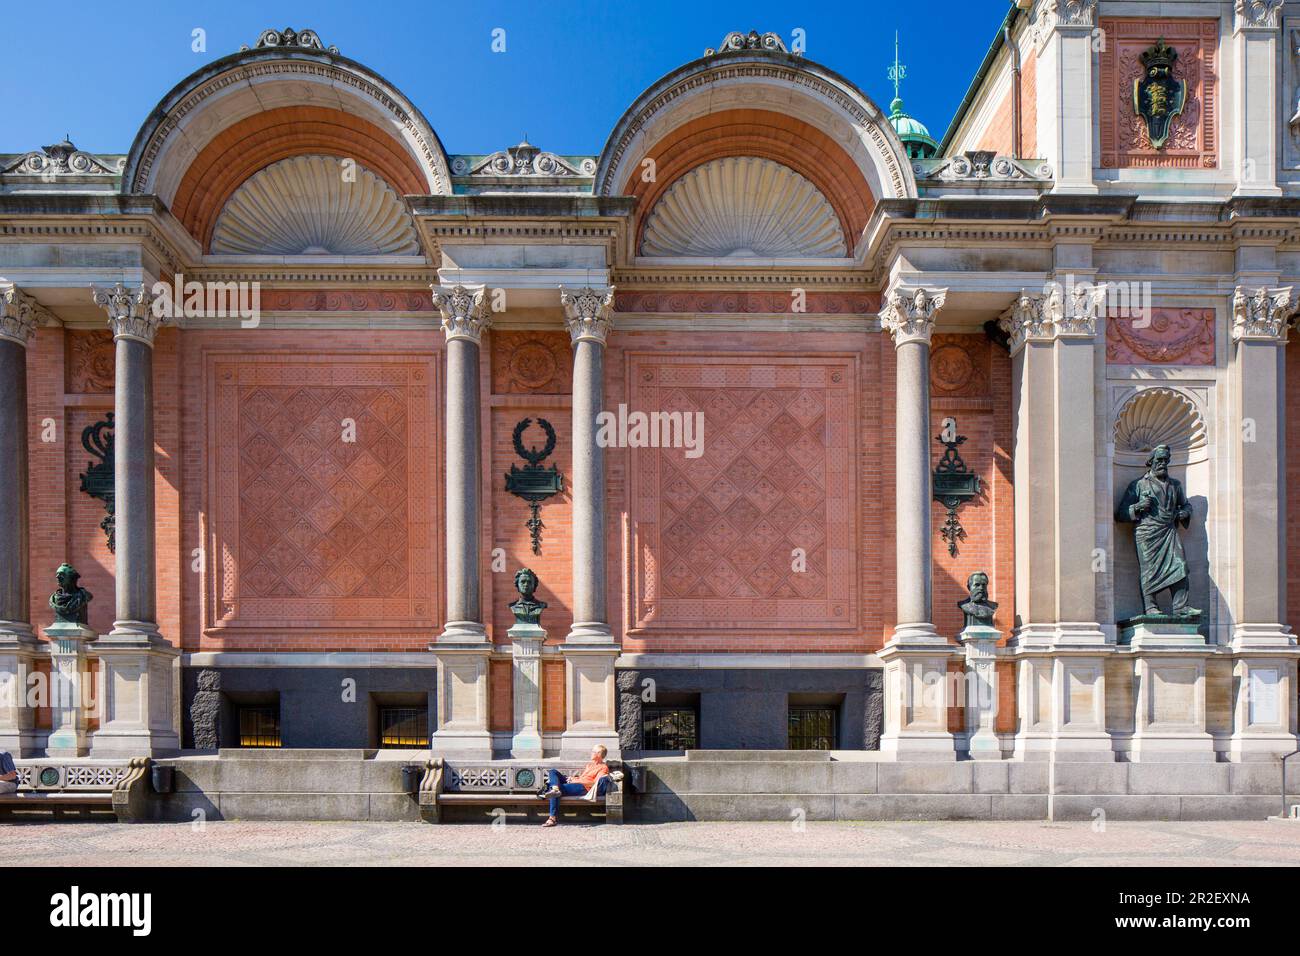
[418,758,627,824]
[1,757,153,823]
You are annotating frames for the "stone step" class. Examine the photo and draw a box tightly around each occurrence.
[171,757,420,794]
[685,749,831,762]
[215,748,375,760]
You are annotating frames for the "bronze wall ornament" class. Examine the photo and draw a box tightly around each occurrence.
[1133,39,1186,150]
[78,414,115,552]
[933,420,981,557]
[504,418,564,554]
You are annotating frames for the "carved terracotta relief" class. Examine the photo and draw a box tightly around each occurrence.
[490,331,572,394]
[66,330,115,393]
[1105,308,1215,366]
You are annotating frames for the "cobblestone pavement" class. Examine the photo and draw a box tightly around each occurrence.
[7,819,1300,866]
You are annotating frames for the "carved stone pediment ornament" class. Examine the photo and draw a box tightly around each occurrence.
[1231,286,1298,342]
[457,140,594,178]
[916,152,1053,183]
[241,27,339,54]
[704,31,793,56]
[430,284,491,344]
[1,139,124,177]
[880,287,946,346]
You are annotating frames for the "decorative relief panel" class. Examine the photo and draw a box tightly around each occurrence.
[614,291,879,315]
[1099,19,1219,169]
[259,290,435,312]
[929,334,991,398]
[490,331,573,394]
[67,330,115,393]
[208,355,437,630]
[1106,308,1215,365]
[627,355,857,632]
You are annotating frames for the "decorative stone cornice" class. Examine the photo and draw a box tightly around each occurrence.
[559,286,615,345]
[453,141,594,178]
[0,286,40,346]
[1234,0,1284,31]
[430,284,490,344]
[704,31,791,56]
[241,27,338,53]
[91,283,165,346]
[1231,286,1297,342]
[880,287,946,347]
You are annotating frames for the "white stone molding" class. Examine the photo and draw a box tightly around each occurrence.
[880,287,946,346]
[92,282,165,346]
[430,284,490,344]
[640,157,847,258]
[1231,286,1297,342]
[559,286,615,345]
[211,155,420,256]
[0,285,40,346]
[1235,0,1285,32]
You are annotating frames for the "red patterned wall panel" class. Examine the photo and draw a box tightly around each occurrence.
[626,354,858,633]
[1099,18,1219,169]
[206,353,437,635]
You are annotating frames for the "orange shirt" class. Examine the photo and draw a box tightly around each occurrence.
[572,760,610,789]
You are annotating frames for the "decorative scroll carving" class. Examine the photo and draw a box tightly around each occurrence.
[613,291,878,315]
[430,285,490,344]
[1,140,124,177]
[78,416,115,553]
[704,31,791,56]
[560,286,615,345]
[1106,308,1214,365]
[880,287,946,346]
[933,420,982,558]
[915,152,1053,182]
[504,419,564,555]
[261,290,435,312]
[453,140,595,177]
[1232,286,1297,341]
[242,27,338,53]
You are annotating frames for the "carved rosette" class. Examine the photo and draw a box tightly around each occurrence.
[559,286,615,346]
[1234,0,1284,31]
[92,283,164,346]
[430,284,491,344]
[0,286,40,347]
[1231,286,1297,343]
[880,287,946,347]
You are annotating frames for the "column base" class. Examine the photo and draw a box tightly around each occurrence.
[564,621,614,645]
[559,642,620,760]
[432,620,488,645]
[878,639,959,761]
[0,623,40,757]
[89,628,180,759]
[1231,623,1296,651]
[432,643,494,760]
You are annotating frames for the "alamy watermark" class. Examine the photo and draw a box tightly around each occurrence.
[595,404,705,459]
[149,273,261,327]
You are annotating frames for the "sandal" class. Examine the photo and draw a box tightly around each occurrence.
[542,817,558,827]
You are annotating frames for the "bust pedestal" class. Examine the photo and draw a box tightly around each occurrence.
[958,624,1003,760]
[44,621,94,757]
[508,620,545,759]
[0,626,40,756]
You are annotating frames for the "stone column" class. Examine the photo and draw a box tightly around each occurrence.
[1002,284,1112,760]
[558,287,619,758]
[1232,0,1284,197]
[0,287,40,755]
[429,285,493,758]
[89,283,179,757]
[877,287,957,759]
[1228,286,1300,759]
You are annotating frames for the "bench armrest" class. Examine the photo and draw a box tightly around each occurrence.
[418,758,445,824]
[112,757,153,823]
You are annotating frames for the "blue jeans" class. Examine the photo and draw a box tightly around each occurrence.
[546,768,610,818]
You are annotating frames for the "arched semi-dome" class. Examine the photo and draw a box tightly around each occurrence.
[122,28,451,253]
[594,31,917,261]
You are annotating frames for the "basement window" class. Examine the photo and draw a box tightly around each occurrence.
[788,705,837,750]
[237,705,281,748]
[378,706,429,748]
[643,705,698,751]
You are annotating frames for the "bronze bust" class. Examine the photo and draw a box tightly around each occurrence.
[508,568,547,626]
[49,563,93,625]
[957,571,997,629]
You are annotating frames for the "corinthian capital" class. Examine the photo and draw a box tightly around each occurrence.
[0,285,41,347]
[1049,279,1107,338]
[431,284,490,344]
[1037,0,1097,34]
[999,291,1052,353]
[92,282,164,346]
[559,286,615,345]
[1235,0,1284,31]
[1232,286,1297,342]
[880,287,946,347]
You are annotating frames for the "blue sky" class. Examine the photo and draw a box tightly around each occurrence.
[0,0,1013,156]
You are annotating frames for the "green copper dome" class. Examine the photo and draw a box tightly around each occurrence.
[888,97,938,160]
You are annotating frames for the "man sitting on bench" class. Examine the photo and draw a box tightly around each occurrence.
[541,745,611,827]
[0,751,17,795]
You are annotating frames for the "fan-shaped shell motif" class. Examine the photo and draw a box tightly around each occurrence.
[1113,388,1206,458]
[641,157,848,259]
[211,154,420,256]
